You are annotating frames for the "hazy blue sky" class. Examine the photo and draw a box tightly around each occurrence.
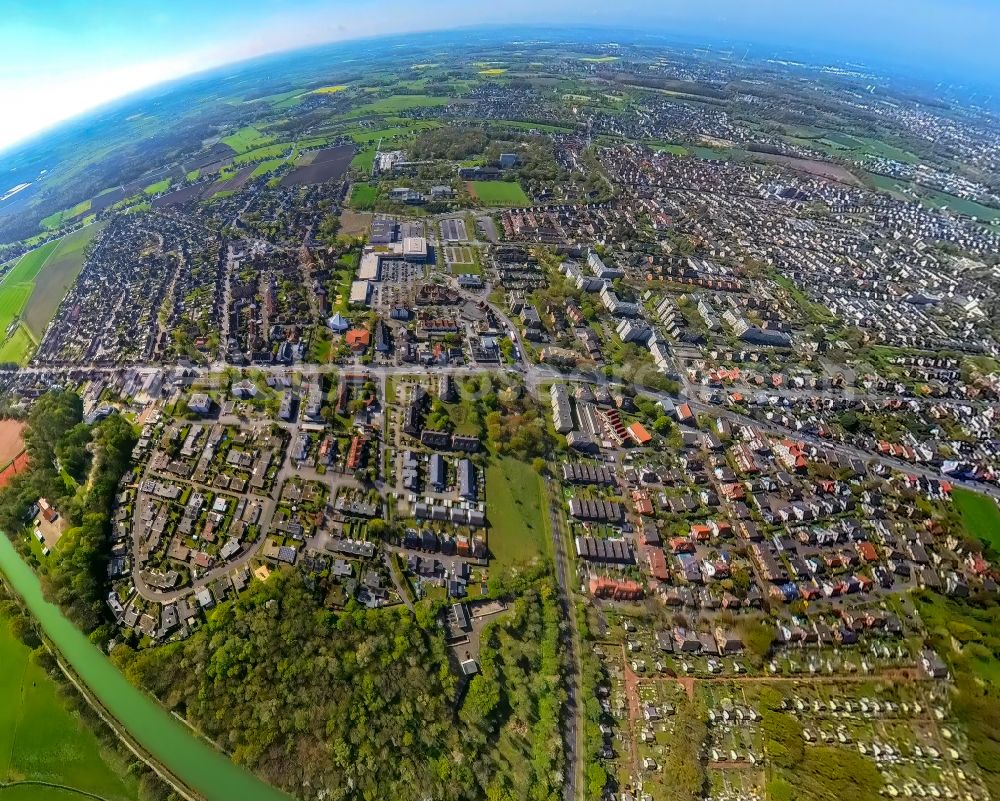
[1,0,998,150]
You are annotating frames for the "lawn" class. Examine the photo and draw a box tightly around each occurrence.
[469,180,529,205]
[649,141,690,156]
[0,326,36,365]
[142,178,171,195]
[351,146,376,173]
[486,457,549,569]
[0,614,138,801]
[349,182,377,209]
[952,487,1000,552]
[221,125,273,154]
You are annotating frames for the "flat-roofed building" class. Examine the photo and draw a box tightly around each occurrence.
[403,236,428,263]
[349,280,371,307]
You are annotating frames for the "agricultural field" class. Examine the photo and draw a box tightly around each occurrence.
[22,223,107,339]
[312,84,347,94]
[0,223,106,363]
[952,487,1000,552]
[469,180,530,205]
[142,178,171,195]
[0,614,138,801]
[919,190,1000,222]
[485,456,548,569]
[345,94,451,117]
[39,199,92,231]
[221,126,273,154]
[232,143,294,165]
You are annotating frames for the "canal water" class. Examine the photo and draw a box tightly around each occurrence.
[0,534,292,801]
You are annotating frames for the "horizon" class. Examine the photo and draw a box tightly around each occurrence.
[3,0,1000,156]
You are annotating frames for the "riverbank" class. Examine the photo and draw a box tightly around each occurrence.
[0,611,138,801]
[0,534,292,801]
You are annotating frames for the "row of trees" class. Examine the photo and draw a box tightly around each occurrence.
[0,390,136,635]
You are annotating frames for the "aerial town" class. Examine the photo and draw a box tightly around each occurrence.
[0,30,998,801]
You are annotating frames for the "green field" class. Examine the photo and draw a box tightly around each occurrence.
[233,143,294,165]
[0,326,37,365]
[920,190,1000,222]
[346,94,450,117]
[953,487,1000,552]
[580,56,619,63]
[0,240,60,363]
[0,615,138,801]
[249,158,289,178]
[142,178,171,195]
[39,199,93,231]
[469,180,529,205]
[221,126,273,154]
[0,224,106,364]
[648,141,690,156]
[486,457,548,569]
[22,224,106,339]
[351,146,376,173]
[348,182,377,209]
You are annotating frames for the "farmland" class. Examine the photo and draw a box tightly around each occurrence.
[486,456,548,569]
[142,178,171,195]
[469,180,530,205]
[345,94,451,117]
[221,126,273,154]
[953,487,1000,552]
[280,144,354,187]
[39,198,92,231]
[0,224,105,363]
[0,614,138,801]
[22,223,107,339]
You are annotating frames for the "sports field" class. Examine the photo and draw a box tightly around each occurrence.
[953,487,1000,552]
[486,457,549,569]
[469,180,529,205]
[0,614,138,801]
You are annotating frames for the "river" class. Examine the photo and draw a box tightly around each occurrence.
[0,535,292,801]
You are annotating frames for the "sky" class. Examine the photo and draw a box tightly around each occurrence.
[1,0,999,151]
